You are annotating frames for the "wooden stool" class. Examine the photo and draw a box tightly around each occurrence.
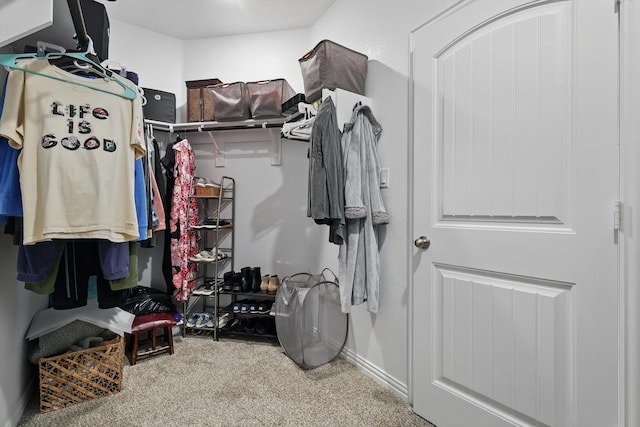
[128,313,177,365]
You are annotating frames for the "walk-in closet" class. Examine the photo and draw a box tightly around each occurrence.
[2,1,640,427]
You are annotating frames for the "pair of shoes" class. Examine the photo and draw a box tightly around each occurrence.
[192,283,215,296]
[196,312,215,328]
[267,275,280,294]
[192,219,232,230]
[186,313,200,328]
[195,177,221,188]
[189,248,230,263]
[240,266,264,293]
[197,219,233,229]
[232,299,250,313]
[231,299,262,314]
[188,249,216,262]
[218,313,229,328]
[187,313,215,328]
[259,274,280,294]
[232,272,243,292]
[222,271,235,292]
[260,275,270,292]
[225,318,242,332]
[254,317,276,335]
[257,301,273,314]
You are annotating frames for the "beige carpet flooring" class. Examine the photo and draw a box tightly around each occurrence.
[18,335,434,427]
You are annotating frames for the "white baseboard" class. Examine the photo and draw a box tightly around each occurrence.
[4,377,37,427]
[340,346,409,402]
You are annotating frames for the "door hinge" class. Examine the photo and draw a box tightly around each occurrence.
[614,201,623,231]
[615,0,621,14]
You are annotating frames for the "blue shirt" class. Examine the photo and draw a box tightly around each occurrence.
[0,76,23,221]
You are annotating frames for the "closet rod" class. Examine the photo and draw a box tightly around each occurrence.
[66,0,89,52]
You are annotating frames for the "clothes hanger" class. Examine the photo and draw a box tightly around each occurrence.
[281,116,316,141]
[0,37,138,100]
[100,59,128,77]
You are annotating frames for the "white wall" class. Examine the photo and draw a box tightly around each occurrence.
[181,28,332,275]
[108,19,185,120]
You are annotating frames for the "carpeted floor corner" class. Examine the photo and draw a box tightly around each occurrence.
[18,336,434,427]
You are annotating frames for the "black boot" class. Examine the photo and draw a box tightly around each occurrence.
[251,267,261,293]
[241,267,252,293]
[231,272,243,293]
[222,271,234,292]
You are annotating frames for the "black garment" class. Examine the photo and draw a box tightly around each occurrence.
[52,241,128,310]
[160,141,177,294]
[79,0,110,62]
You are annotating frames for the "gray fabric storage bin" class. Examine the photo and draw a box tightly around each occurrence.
[209,82,251,121]
[298,40,368,102]
[246,79,297,119]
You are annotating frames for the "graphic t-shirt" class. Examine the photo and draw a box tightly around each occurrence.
[0,60,146,245]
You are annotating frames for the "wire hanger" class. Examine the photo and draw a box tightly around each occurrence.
[0,37,138,100]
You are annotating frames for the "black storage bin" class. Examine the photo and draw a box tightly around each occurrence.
[142,88,176,123]
[281,93,306,115]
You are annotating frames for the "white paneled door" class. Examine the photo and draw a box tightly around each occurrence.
[411,1,619,426]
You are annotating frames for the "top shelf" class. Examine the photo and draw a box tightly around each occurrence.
[145,113,302,133]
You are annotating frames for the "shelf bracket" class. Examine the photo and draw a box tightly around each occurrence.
[268,128,282,166]
[207,132,226,167]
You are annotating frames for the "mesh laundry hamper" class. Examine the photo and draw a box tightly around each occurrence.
[274,269,348,369]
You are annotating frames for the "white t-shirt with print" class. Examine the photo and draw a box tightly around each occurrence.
[0,60,146,245]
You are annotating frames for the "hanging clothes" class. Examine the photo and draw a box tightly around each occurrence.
[0,76,22,223]
[307,97,345,245]
[168,138,199,301]
[0,59,146,245]
[21,240,132,309]
[160,139,177,292]
[338,104,389,314]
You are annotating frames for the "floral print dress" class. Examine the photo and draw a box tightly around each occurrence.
[170,139,199,301]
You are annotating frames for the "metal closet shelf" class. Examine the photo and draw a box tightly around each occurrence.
[145,113,303,166]
[144,113,302,133]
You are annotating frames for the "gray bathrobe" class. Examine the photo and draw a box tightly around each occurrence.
[338,104,389,313]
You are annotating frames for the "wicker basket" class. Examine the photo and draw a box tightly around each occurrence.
[38,336,125,413]
[195,186,223,198]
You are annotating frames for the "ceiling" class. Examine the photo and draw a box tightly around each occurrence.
[95,0,336,41]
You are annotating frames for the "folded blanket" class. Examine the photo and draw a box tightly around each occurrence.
[27,320,116,364]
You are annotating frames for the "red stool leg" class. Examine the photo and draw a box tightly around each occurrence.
[165,326,175,355]
[151,328,157,350]
[131,332,139,365]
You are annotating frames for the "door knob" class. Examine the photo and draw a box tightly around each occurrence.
[414,236,431,249]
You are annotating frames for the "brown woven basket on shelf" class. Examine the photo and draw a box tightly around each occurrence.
[195,186,223,198]
[38,335,125,413]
